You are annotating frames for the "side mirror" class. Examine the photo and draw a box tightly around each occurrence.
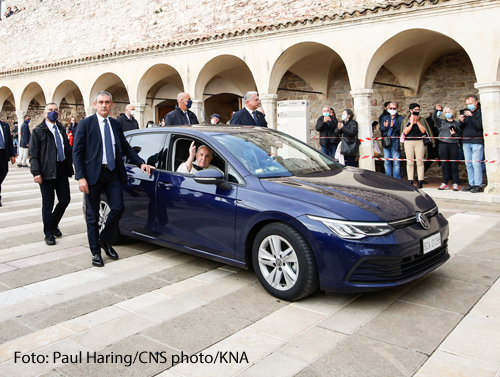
[193,169,231,190]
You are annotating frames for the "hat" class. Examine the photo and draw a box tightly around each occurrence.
[210,114,221,120]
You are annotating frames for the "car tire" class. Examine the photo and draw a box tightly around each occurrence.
[82,193,122,245]
[252,223,319,301]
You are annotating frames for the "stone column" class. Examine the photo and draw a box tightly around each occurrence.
[350,89,375,171]
[475,82,500,195]
[191,100,204,124]
[85,106,95,117]
[260,94,278,129]
[132,103,147,128]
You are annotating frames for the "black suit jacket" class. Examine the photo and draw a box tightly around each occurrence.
[164,106,199,126]
[20,121,31,148]
[230,108,267,127]
[0,121,16,160]
[73,114,144,186]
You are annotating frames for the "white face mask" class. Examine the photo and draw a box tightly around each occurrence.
[388,109,397,116]
[211,119,217,124]
[130,110,136,117]
[341,114,348,121]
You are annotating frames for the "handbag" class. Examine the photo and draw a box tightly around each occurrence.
[381,128,392,149]
[422,132,431,146]
[340,137,360,156]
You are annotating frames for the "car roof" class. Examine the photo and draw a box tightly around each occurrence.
[125,125,271,137]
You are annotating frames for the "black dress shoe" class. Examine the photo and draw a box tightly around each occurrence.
[92,253,104,267]
[53,227,62,238]
[99,242,119,260]
[45,235,56,245]
[417,180,424,189]
[0,201,2,207]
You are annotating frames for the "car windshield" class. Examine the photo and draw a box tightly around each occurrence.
[213,131,341,178]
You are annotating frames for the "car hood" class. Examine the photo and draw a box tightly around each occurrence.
[260,167,436,222]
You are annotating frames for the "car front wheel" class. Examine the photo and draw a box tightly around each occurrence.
[252,223,319,301]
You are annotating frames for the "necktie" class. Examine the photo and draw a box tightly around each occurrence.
[103,119,115,171]
[185,112,190,124]
[53,125,65,162]
[252,111,258,125]
[0,126,5,149]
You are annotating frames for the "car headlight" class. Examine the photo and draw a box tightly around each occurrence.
[307,215,395,240]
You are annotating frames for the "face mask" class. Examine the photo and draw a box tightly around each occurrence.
[26,119,30,123]
[323,112,330,117]
[436,111,442,117]
[211,119,216,124]
[445,113,453,119]
[341,114,348,121]
[47,111,58,122]
[186,100,193,109]
[388,109,397,116]
[412,111,420,116]
[467,104,475,111]
[130,110,136,117]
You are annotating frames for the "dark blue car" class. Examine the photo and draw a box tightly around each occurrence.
[99,125,449,301]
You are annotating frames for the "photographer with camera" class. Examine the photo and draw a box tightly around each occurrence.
[433,105,460,191]
[458,94,483,193]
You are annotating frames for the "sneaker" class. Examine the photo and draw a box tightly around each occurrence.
[438,184,449,190]
[461,185,473,192]
[470,186,483,193]
[453,184,459,191]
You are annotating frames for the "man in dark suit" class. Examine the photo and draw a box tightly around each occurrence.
[29,103,74,245]
[230,91,268,127]
[19,115,31,167]
[73,91,154,267]
[164,92,199,126]
[0,119,16,207]
[116,104,140,131]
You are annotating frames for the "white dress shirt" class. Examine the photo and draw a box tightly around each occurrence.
[45,120,64,158]
[96,113,116,164]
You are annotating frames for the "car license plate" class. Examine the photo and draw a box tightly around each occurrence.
[423,233,441,254]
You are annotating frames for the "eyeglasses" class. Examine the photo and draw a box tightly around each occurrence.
[388,108,397,110]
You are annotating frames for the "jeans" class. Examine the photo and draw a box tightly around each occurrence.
[321,144,337,159]
[383,146,401,179]
[462,143,484,187]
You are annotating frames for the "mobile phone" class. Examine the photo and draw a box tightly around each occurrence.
[459,109,466,115]
[449,124,456,132]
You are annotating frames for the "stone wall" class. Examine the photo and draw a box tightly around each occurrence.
[0,0,391,70]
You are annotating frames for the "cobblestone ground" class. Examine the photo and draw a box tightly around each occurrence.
[1,167,499,377]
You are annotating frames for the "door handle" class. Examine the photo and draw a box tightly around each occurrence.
[158,182,173,189]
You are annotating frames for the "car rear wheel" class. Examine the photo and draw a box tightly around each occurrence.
[252,223,319,301]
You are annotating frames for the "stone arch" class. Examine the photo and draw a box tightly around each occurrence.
[268,42,347,97]
[20,82,47,113]
[137,64,184,123]
[0,86,15,113]
[366,29,471,93]
[194,55,257,122]
[89,72,130,118]
[52,80,85,121]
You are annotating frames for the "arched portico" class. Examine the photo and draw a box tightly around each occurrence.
[52,80,85,122]
[195,55,257,123]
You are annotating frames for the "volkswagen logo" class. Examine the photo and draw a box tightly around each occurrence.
[416,213,429,230]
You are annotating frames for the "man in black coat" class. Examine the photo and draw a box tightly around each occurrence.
[164,93,199,126]
[18,115,31,167]
[116,104,140,131]
[230,91,268,127]
[0,119,17,207]
[315,106,339,158]
[29,104,74,245]
[73,91,154,267]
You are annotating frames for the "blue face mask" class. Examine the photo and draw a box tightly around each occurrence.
[467,104,475,111]
[445,113,453,119]
[26,119,30,123]
[437,111,442,117]
[323,112,330,117]
[186,100,193,109]
[47,111,59,122]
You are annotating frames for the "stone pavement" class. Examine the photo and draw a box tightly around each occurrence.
[0,166,499,377]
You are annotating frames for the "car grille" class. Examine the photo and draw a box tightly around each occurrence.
[346,241,449,284]
[388,206,439,229]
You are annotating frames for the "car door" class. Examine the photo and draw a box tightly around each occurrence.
[154,134,238,260]
[121,131,168,237]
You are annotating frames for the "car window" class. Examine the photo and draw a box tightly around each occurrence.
[126,133,167,170]
[214,131,342,178]
[171,137,225,174]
